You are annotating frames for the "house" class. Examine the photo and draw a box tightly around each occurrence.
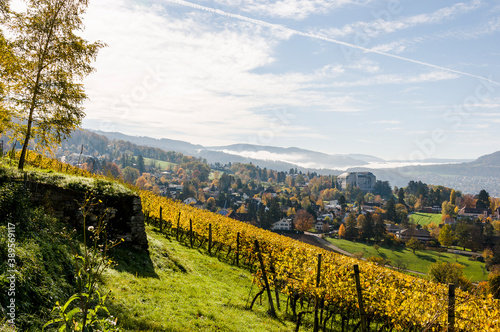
[397,228,433,242]
[386,223,402,234]
[337,172,376,191]
[444,218,456,225]
[458,207,492,219]
[496,207,500,220]
[271,218,293,231]
[183,197,197,205]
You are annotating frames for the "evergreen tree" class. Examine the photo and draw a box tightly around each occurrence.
[397,188,406,205]
[359,212,374,242]
[476,190,490,209]
[385,198,397,222]
[137,155,145,174]
[373,214,387,243]
[345,213,358,240]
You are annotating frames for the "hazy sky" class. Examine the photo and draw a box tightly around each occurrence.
[77,0,500,160]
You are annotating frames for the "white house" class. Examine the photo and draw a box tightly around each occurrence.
[271,218,293,231]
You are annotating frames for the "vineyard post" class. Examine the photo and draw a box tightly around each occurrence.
[448,284,455,332]
[254,240,276,317]
[190,219,193,248]
[353,265,367,332]
[313,254,322,332]
[208,223,212,255]
[159,207,163,233]
[176,213,181,241]
[236,232,240,266]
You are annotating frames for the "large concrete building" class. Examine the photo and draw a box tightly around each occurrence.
[337,172,376,191]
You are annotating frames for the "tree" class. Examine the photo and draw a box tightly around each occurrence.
[397,188,405,205]
[441,201,456,218]
[137,155,146,174]
[372,213,387,243]
[338,224,346,238]
[385,198,397,222]
[0,2,12,135]
[359,213,374,242]
[206,197,216,212]
[428,262,470,290]
[2,0,105,170]
[450,189,456,205]
[122,166,140,184]
[344,213,358,240]
[373,180,392,199]
[339,195,347,212]
[406,237,424,254]
[476,190,490,209]
[438,224,453,248]
[293,210,314,232]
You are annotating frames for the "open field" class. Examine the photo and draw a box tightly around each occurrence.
[143,157,177,170]
[326,238,487,282]
[409,212,443,226]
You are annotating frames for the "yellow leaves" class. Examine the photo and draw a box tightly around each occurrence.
[138,187,500,331]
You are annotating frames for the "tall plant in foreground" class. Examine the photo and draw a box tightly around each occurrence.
[44,194,123,331]
[1,0,104,170]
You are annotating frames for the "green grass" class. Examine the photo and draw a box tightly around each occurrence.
[102,227,298,331]
[326,238,488,282]
[143,157,177,170]
[409,212,443,226]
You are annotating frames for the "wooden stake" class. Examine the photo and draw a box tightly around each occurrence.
[208,223,212,255]
[236,232,240,266]
[448,283,455,332]
[353,265,367,332]
[189,218,193,248]
[254,240,276,317]
[159,206,163,233]
[176,213,180,241]
[313,254,322,332]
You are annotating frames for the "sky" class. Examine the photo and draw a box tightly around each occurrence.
[74,0,500,161]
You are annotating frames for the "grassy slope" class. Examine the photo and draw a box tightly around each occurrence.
[409,212,442,226]
[103,227,297,332]
[326,238,488,282]
[143,157,177,170]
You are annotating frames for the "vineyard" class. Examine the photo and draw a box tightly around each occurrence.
[8,153,500,331]
[141,190,500,332]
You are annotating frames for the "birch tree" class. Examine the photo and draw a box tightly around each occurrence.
[1,0,104,170]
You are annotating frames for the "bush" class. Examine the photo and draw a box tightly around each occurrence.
[490,269,500,299]
[428,262,471,291]
[367,256,390,266]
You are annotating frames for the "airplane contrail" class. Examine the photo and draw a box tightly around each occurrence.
[166,0,499,85]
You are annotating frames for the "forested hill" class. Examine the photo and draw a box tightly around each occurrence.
[58,129,192,164]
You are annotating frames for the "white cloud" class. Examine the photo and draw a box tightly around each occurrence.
[80,0,366,144]
[212,0,374,20]
[316,0,481,39]
[330,71,460,87]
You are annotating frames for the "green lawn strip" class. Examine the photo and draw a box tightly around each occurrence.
[102,227,297,332]
[409,212,442,226]
[326,238,487,282]
[143,157,177,170]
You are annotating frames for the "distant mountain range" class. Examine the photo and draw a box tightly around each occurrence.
[88,129,499,195]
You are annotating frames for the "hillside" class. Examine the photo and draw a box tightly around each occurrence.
[0,159,301,331]
[3,155,500,331]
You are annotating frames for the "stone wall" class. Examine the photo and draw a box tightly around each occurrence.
[26,182,148,249]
